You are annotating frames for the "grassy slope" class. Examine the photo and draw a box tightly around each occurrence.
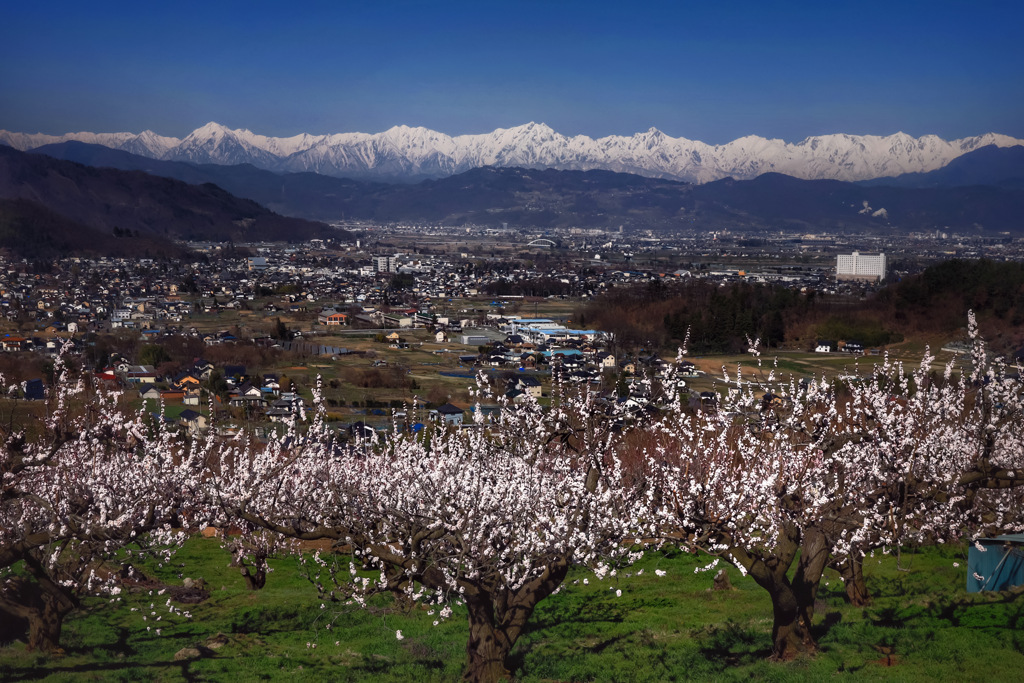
[2,538,1022,682]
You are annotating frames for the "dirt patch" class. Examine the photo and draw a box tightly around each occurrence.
[296,538,341,552]
[117,565,211,604]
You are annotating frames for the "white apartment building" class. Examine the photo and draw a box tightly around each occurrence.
[836,252,886,282]
[374,256,397,273]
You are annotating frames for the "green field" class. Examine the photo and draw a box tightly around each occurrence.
[2,538,1022,682]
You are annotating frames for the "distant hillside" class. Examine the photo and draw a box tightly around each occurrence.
[859,145,1024,189]
[29,141,381,221]
[347,167,1024,234]
[20,144,1024,234]
[31,144,691,224]
[0,145,342,243]
[0,198,191,260]
[692,173,1024,233]
[874,259,1024,336]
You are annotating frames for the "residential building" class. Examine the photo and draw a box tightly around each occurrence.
[836,252,886,282]
[375,256,397,273]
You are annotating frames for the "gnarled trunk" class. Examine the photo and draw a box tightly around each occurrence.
[460,560,569,683]
[735,523,828,661]
[0,574,77,653]
[761,526,831,659]
[27,591,72,653]
[765,580,815,660]
[464,594,514,683]
[792,526,830,631]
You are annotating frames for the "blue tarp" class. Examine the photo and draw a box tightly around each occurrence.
[967,534,1024,592]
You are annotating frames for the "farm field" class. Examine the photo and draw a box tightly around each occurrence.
[666,337,973,397]
[1,538,1021,682]
[150,321,976,433]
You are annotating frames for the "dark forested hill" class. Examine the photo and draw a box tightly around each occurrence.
[29,141,381,221]
[0,198,191,259]
[858,145,1024,189]
[0,145,341,244]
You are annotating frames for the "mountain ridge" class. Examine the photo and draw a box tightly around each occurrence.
[857,145,1024,189]
[21,142,1024,234]
[0,146,341,244]
[3,122,1021,184]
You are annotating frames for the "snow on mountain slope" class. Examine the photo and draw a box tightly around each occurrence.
[163,122,287,167]
[0,129,181,158]
[2,122,1020,183]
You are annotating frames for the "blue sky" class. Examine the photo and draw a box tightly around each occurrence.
[2,1,1022,143]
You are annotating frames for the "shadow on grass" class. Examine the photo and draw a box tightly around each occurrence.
[866,589,1024,631]
[813,610,844,641]
[505,597,632,674]
[507,629,646,678]
[2,653,205,683]
[344,647,447,678]
[525,597,628,632]
[399,638,448,671]
[228,604,315,635]
[49,623,136,660]
[1012,633,1024,656]
[694,619,772,666]
[687,610,847,670]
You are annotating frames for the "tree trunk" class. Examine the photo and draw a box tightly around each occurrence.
[792,527,830,631]
[837,555,871,606]
[463,594,513,683]
[737,525,819,661]
[26,592,72,653]
[240,565,266,590]
[766,581,816,660]
[0,575,76,653]
[459,561,568,683]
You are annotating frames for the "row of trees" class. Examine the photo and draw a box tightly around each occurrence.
[2,317,1023,680]
[580,279,820,353]
[581,259,1024,354]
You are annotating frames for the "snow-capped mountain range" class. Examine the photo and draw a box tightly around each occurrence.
[2,122,1021,184]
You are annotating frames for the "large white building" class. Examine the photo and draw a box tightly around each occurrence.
[836,252,886,282]
[374,255,397,273]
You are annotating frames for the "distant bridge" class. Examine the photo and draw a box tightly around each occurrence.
[526,238,557,247]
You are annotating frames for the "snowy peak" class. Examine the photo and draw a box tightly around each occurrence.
[0,128,182,158]
[168,122,282,166]
[191,121,232,137]
[2,122,1021,184]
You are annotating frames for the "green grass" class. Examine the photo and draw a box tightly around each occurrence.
[140,401,196,420]
[2,540,1022,682]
